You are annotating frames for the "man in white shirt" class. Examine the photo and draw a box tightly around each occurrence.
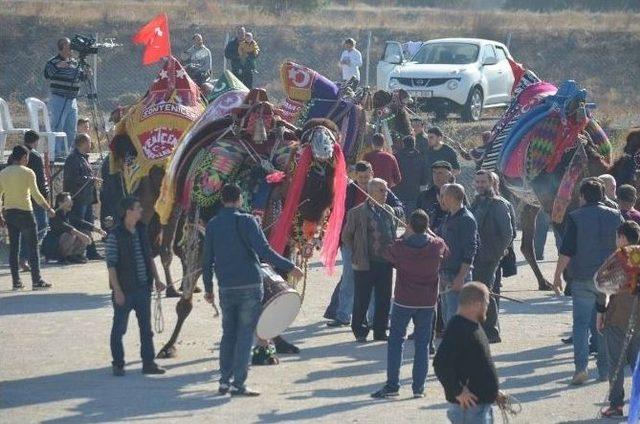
[183,33,213,86]
[339,38,363,84]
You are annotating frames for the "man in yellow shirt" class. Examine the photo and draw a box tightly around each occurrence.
[0,145,56,290]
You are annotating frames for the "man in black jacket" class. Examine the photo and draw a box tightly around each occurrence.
[434,282,504,423]
[63,133,102,260]
[470,170,514,343]
[19,131,50,270]
[224,26,245,81]
[416,160,455,232]
[392,135,428,218]
[107,196,166,376]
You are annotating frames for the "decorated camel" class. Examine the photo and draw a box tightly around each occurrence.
[154,64,372,361]
[478,65,613,290]
[105,56,205,296]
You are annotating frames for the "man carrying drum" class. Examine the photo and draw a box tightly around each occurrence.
[202,184,303,397]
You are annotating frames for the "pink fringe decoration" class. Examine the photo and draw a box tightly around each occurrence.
[320,143,347,275]
[269,146,313,254]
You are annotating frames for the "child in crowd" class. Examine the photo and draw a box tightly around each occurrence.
[238,32,260,88]
[597,220,640,418]
[371,209,449,399]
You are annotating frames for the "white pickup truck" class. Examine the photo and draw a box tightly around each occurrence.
[377,38,515,121]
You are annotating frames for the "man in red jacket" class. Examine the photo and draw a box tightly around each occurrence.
[371,209,449,399]
[364,133,402,188]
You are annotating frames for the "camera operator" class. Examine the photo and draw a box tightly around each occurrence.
[182,33,212,87]
[44,38,87,160]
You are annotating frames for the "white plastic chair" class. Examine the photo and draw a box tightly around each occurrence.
[25,97,68,162]
[0,97,31,163]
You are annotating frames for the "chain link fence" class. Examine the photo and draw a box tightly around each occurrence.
[2,21,639,140]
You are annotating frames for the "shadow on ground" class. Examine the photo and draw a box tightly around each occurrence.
[1,358,226,423]
[0,292,111,315]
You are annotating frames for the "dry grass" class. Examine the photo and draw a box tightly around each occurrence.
[2,0,640,33]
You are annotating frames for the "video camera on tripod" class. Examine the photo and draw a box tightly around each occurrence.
[70,34,122,63]
[68,34,122,158]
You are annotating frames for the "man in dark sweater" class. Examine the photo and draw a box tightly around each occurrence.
[470,170,514,343]
[107,197,166,377]
[19,131,50,270]
[63,133,102,260]
[371,210,449,399]
[434,282,502,423]
[411,117,429,155]
[439,183,478,325]
[416,160,455,232]
[224,26,246,81]
[392,135,428,218]
[202,184,303,396]
[423,127,460,186]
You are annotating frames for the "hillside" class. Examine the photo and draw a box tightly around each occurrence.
[1,0,638,142]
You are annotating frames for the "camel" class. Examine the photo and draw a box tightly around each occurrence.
[479,73,613,290]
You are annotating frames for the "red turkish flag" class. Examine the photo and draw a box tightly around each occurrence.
[132,14,171,65]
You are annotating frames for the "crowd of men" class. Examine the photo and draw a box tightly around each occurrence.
[3,33,640,423]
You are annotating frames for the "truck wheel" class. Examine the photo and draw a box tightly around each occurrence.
[462,87,483,122]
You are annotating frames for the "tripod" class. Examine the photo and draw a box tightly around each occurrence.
[78,55,107,160]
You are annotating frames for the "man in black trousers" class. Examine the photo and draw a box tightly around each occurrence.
[342,178,398,342]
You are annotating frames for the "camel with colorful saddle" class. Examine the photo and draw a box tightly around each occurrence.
[478,65,612,290]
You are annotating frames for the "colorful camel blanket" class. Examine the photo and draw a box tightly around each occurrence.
[110,56,204,193]
[154,71,248,224]
[279,61,365,163]
[494,78,612,223]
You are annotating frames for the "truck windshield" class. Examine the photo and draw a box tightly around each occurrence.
[411,43,480,65]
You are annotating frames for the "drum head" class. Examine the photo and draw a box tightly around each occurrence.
[255,290,301,340]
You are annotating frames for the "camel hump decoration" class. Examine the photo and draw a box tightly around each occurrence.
[109,56,205,194]
[481,72,612,225]
[278,61,367,164]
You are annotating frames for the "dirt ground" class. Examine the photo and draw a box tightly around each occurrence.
[0,232,631,423]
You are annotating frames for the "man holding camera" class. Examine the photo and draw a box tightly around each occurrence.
[45,38,86,159]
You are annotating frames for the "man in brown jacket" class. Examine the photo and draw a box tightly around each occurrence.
[342,178,398,342]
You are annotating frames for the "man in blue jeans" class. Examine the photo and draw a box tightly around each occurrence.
[44,38,85,159]
[202,184,303,396]
[553,178,622,385]
[371,210,449,398]
[438,183,478,325]
[107,197,166,376]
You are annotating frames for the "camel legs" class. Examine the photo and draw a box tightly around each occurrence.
[520,204,553,291]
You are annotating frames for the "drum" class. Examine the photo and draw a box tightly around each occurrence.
[255,264,302,340]
[595,246,640,295]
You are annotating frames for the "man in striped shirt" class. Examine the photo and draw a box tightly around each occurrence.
[106,196,166,376]
[44,38,86,159]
